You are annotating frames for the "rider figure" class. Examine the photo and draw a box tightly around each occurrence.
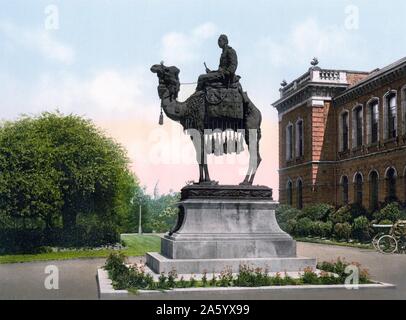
[196,34,238,91]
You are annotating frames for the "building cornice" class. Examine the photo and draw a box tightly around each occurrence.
[334,58,406,106]
[271,67,363,114]
[272,83,347,115]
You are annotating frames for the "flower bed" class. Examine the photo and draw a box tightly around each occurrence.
[103,252,372,292]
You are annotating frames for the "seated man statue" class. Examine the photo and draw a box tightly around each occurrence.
[196,34,238,91]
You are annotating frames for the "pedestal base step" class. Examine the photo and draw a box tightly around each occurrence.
[146,252,317,275]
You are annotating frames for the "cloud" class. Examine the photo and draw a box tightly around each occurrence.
[161,22,218,65]
[0,67,161,121]
[258,18,364,68]
[0,21,75,64]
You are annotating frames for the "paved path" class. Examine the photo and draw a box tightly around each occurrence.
[0,242,405,300]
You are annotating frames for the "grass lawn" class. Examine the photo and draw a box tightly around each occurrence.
[0,234,161,264]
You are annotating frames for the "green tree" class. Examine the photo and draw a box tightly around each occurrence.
[142,191,180,233]
[0,112,137,249]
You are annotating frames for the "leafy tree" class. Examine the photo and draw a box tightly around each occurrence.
[143,191,180,233]
[0,112,137,249]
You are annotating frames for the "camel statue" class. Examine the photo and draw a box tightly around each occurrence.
[150,63,262,185]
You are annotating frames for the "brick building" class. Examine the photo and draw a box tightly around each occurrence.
[272,57,406,209]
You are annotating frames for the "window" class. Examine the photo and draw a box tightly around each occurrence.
[341,176,349,205]
[295,120,304,158]
[286,124,293,161]
[339,111,349,152]
[297,179,303,209]
[286,180,293,206]
[369,171,379,211]
[404,167,406,201]
[384,92,397,139]
[402,87,406,134]
[354,173,363,205]
[367,100,379,144]
[353,106,363,148]
[386,167,397,202]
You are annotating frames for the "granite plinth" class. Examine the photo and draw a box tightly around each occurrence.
[146,185,316,274]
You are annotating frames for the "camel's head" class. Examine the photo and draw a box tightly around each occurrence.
[150,62,180,100]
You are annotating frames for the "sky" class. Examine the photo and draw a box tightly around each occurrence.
[1,0,406,199]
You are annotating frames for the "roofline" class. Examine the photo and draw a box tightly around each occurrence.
[334,57,406,101]
[283,68,368,89]
[272,82,348,108]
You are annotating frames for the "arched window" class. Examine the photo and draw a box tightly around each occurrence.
[404,167,406,202]
[384,91,397,140]
[339,111,349,152]
[341,176,349,205]
[366,99,379,144]
[286,180,293,206]
[369,170,379,211]
[297,179,303,209]
[352,105,363,148]
[295,119,304,158]
[385,167,397,202]
[402,86,406,135]
[354,173,363,205]
[286,123,293,161]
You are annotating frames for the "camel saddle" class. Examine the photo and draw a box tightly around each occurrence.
[205,86,244,120]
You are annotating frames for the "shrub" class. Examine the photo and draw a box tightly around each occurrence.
[177,276,188,288]
[296,218,313,236]
[0,228,45,254]
[126,265,153,289]
[104,252,128,285]
[320,221,333,238]
[301,268,319,284]
[189,276,197,288]
[374,203,401,223]
[218,267,233,287]
[329,206,352,224]
[318,258,348,275]
[378,219,393,226]
[234,265,259,287]
[167,270,177,288]
[209,274,217,287]
[319,271,341,285]
[317,257,348,283]
[286,219,298,235]
[334,222,352,241]
[311,221,333,238]
[352,216,371,242]
[201,272,208,287]
[299,203,335,221]
[348,203,369,221]
[158,273,168,289]
[275,205,302,232]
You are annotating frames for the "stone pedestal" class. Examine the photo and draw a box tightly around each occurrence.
[146,185,316,274]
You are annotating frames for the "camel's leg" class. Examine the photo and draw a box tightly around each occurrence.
[199,164,204,183]
[201,133,212,182]
[203,164,210,181]
[248,129,262,185]
[199,135,205,183]
[240,129,253,185]
[191,134,204,183]
[200,133,206,182]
